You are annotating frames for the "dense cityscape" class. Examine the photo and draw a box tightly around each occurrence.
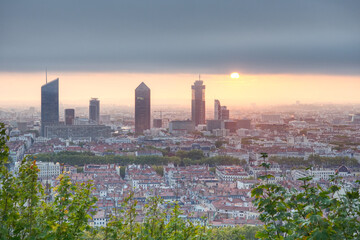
[1,77,359,228]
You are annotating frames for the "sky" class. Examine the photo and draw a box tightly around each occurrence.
[0,0,360,107]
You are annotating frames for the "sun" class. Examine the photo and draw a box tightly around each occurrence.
[230,72,240,79]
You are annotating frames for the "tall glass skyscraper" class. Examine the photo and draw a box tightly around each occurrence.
[41,78,59,136]
[191,80,205,126]
[135,82,150,135]
[89,98,100,124]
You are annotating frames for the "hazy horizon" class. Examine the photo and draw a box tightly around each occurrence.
[1,72,360,109]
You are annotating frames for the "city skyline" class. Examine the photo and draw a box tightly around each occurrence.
[2,72,360,109]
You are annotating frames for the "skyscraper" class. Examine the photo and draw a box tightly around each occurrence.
[214,99,229,120]
[89,98,100,124]
[41,78,59,136]
[135,82,151,135]
[191,80,205,126]
[214,99,221,120]
[221,106,230,120]
[65,109,75,125]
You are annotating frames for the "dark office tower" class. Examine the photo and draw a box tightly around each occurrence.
[214,99,221,120]
[191,80,206,126]
[89,98,100,124]
[41,78,59,136]
[65,109,75,125]
[135,82,151,135]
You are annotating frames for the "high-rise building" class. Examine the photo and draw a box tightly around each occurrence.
[89,98,100,124]
[191,80,205,126]
[41,78,59,136]
[135,82,151,135]
[214,99,229,120]
[65,109,75,125]
[214,99,221,120]
[221,106,230,120]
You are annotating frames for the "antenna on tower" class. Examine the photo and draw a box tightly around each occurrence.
[46,67,48,84]
[199,74,201,80]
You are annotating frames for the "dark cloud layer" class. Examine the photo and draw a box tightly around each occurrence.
[0,0,359,74]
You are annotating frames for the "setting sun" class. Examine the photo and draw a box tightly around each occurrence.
[230,72,240,79]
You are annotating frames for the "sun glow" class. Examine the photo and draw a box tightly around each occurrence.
[230,72,240,79]
[1,72,360,108]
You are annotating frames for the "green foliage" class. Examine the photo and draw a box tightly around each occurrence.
[39,174,97,239]
[252,153,360,239]
[241,137,253,145]
[0,123,97,240]
[209,225,262,240]
[214,140,226,149]
[152,165,164,176]
[0,122,9,163]
[146,145,172,157]
[119,165,126,179]
[102,194,210,240]
[33,151,243,167]
[176,150,204,160]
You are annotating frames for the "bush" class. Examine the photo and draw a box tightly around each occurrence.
[252,154,360,239]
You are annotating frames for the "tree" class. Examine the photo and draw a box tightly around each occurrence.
[215,140,223,148]
[252,153,360,239]
[152,165,164,176]
[176,150,204,160]
[0,122,97,239]
[120,166,126,179]
[102,194,210,239]
[210,225,262,240]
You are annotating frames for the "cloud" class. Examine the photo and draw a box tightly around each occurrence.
[0,0,359,75]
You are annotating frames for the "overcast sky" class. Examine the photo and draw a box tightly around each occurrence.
[1,0,359,75]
